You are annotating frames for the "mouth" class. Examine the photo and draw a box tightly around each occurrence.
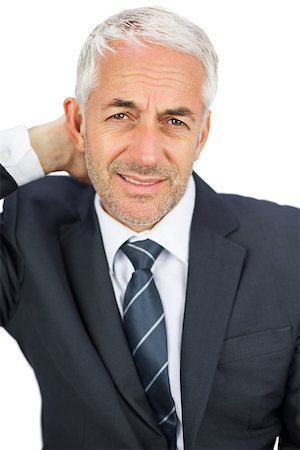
[118,173,165,187]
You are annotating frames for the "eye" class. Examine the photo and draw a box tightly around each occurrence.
[110,113,128,120]
[170,118,184,126]
[166,118,188,129]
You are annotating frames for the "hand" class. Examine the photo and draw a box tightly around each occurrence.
[29,116,90,184]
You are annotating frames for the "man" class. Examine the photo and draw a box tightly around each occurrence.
[0,6,299,450]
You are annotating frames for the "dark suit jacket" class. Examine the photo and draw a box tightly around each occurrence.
[1,167,299,449]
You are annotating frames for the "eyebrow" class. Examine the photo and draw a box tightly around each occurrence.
[103,98,196,121]
[102,99,138,109]
[164,107,195,121]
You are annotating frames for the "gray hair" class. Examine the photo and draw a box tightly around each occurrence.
[75,6,218,115]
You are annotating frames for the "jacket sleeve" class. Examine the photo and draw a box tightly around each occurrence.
[0,164,18,199]
[0,182,24,327]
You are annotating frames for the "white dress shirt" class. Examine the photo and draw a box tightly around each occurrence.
[0,126,196,449]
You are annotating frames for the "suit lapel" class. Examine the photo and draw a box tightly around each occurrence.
[59,197,163,437]
[181,175,246,448]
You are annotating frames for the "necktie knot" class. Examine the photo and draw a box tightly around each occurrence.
[121,239,163,270]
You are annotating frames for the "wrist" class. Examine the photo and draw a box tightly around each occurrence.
[29,120,71,175]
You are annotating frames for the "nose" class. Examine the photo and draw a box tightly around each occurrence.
[128,122,164,166]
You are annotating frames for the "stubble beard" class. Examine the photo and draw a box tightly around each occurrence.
[84,143,193,228]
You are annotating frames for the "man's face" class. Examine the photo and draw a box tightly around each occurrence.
[83,41,210,231]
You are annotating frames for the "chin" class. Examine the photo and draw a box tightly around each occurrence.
[121,204,176,229]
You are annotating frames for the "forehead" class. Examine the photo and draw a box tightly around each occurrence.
[91,40,205,107]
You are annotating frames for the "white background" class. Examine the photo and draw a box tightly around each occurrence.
[1,0,299,448]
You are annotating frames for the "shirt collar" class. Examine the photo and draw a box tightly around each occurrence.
[94,176,196,274]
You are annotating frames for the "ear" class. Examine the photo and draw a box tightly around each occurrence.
[194,110,211,161]
[63,97,85,153]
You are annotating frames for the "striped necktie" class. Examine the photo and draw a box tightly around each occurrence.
[121,239,178,449]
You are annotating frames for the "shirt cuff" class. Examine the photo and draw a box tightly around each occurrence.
[0,125,45,186]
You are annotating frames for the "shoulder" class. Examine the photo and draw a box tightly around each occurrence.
[2,176,95,229]
[217,193,300,271]
[219,193,299,233]
[193,173,299,240]
[17,175,94,204]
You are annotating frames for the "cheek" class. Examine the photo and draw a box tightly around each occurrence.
[86,133,124,166]
[165,132,199,157]
[166,144,198,176]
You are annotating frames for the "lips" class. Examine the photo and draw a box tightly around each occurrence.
[119,174,164,186]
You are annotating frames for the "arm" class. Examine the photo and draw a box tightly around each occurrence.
[0,100,89,199]
[28,114,89,183]
[0,101,89,325]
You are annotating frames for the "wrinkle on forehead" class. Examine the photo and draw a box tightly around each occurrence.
[107,77,197,98]
[102,63,204,99]
[114,70,196,86]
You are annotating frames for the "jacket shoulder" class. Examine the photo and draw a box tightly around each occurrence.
[219,193,299,229]
[3,175,95,223]
[18,175,94,204]
[218,194,300,265]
